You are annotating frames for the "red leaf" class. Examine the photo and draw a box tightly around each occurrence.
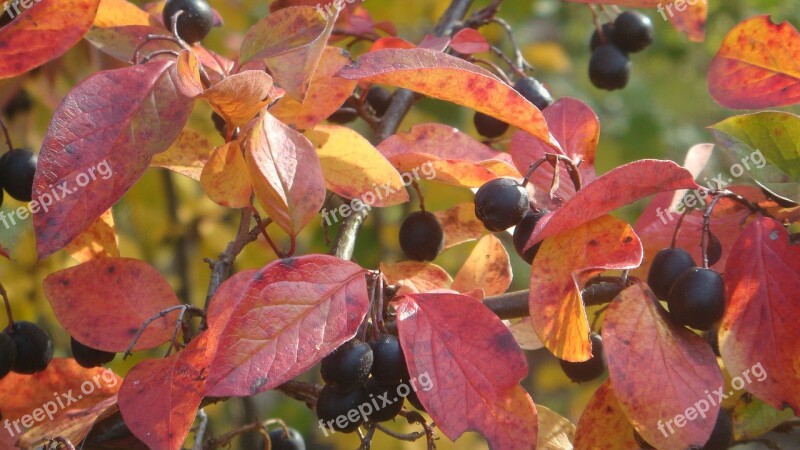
[0,0,100,78]
[33,60,192,259]
[666,0,708,42]
[337,48,555,148]
[450,28,490,54]
[525,160,699,250]
[204,255,369,396]
[245,112,326,237]
[43,258,182,352]
[708,15,800,109]
[720,216,800,411]
[395,292,538,449]
[119,332,213,450]
[573,381,638,450]
[530,215,642,360]
[603,283,723,449]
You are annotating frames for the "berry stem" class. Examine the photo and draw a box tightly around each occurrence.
[489,17,533,74]
[410,181,426,212]
[701,193,726,269]
[0,282,13,329]
[670,208,691,248]
[521,154,582,193]
[251,210,284,258]
[469,57,513,84]
[0,116,13,153]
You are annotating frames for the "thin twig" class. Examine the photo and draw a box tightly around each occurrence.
[123,304,203,359]
[192,409,208,450]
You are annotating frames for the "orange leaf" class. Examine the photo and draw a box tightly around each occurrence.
[201,141,253,209]
[17,396,118,449]
[573,381,638,450]
[603,283,724,449]
[666,0,708,42]
[94,0,151,27]
[245,112,326,237]
[396,292,537,449]
[530,215,643,360]
[452,235,511,296]
[151,128,214,181]
[708,15,800,109]
[174,50,205,98]
[379,261,453,295]
[720,217,800,412]
[43,258,182,352]
[0,0,101,79]
[338,49,556,148]
[65,209,119,262]
[433,202,486,249]
[201,71,274,127]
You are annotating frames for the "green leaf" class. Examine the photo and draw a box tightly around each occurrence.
[731,394,794,440]
[710,112,800,201]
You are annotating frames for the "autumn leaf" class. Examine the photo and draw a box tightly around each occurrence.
[204,255,369,396]
[530,215,642,360]
[395,292,538,449]
[603,283,724,449]
[306,125,409,207]
[452,235,511,296]
[379,261,453,295]
[573,381,638,450]
[433,202,486,249]
[708,15,800,109]
[43,258,182,352]
[337,48,556,148]
[536,405,575,450]
[17,396,118,450]
[0,0,101,79]
[730,394,795,440]
[33,59,193,259]
[666,0,708,42]
[245,112,326,237]
[719,216,800,412]
[450,28,490,54]
[94,0,151,27]
[151,128,214,181]
[201,141,253,209]
[64,209,119,263]
[200,70,275,127]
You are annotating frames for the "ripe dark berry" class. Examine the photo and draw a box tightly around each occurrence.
[368,335,409,384]
[365,87,392,117]
[589,44,630,91]
[559,333,606,383]
[71,337,115,368]
[316,384,367,433]
[8,321,53,374]
[0,332,17,379]
[211,111,226,136]
[473,112,509,138]
[611,11,654,53]
[399,211,444,261]
[590,23,615,52]
[320,339,373,391]
[513,77,554,110]
[703,410,733,450]
[633,430,655,449]
[512,209,548,264]
[364,379,404,422]
[327,98,359,124]
[706,232,722,267]
[0,148,37,202]
[162,0,214,45]
[3,89,32,120]
[667,267,726,330]
[474,178,530,232]
[647,248,696,299]
[267,427,306,450]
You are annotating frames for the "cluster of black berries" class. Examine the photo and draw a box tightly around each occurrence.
[163,0,214,44]
[588,11,654,90]
[262,427,306,450]
[316,335,423,433]
[328,87,393,124]
[474,76,554,138]
[0,321,54,379]
[0,148,37,208]
[647,239,725,331]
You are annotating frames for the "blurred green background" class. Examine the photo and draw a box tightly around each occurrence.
[0,0,798,448]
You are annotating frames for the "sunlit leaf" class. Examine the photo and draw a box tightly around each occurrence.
[452,234,511,296]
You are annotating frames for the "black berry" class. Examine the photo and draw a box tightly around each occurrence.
[316,384,367,433]
[3,89,32,120]
[512,209,548,264]
[0,148,37,202]
[589,44,631,91]
[320,339,373,391]
[364,379,404,423]
[473,112,509,138]
[474,178,530,232]
[327,98,359,124]
[365,87,392,117]
[590,23,615,52]
[0,332,16,379]
[667,267,726,330]
[611,11,654,53]
[399,211,444,262]
[162,0,214,44]
[8,321,53,374]
[559,333,606,383]
[647,248,696,299]
[71,337,115,368]
[211,111,226,136]
[703,410,733,450]
[706,232,722,267]
[513,77,554,110]
[267,427,306,450]
[368,335,409,384]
